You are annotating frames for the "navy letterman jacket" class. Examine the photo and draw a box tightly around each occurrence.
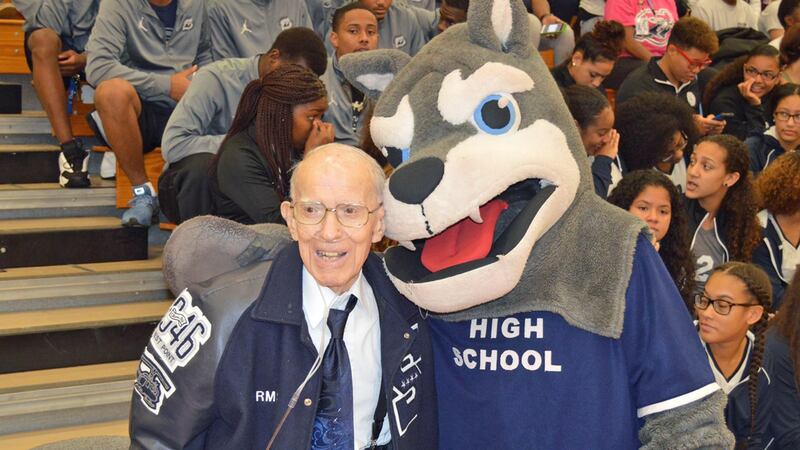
[129,242,438,449]
[753,213,789,308]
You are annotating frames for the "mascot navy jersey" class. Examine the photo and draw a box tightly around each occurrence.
[429,236,718,449]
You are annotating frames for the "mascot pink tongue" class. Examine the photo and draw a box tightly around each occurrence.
[420,199,508,272]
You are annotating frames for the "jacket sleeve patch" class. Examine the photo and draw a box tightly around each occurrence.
[135,348,176,415]
[150,289,213,372]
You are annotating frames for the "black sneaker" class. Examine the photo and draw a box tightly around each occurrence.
[58,139,90,188]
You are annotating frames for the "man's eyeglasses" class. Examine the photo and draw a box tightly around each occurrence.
[694,294,758,315]
[743,65,779,81]
[775,111,800,123]
[290,201,382,228]
[672,45,712,70]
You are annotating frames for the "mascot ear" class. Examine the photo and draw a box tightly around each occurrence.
[339,49,412,100]
[468,0,532,59]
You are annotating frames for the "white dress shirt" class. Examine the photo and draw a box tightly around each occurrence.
[302,268,391,449]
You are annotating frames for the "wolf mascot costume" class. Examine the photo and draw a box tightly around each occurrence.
[135,0,734,448]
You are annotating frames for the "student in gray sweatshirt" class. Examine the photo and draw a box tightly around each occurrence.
[86,0,212,227]
[322,3,379,147]
[358,0,436,56]
[158,27,327,224]
[18,0,100,188]
[206,0,313,61]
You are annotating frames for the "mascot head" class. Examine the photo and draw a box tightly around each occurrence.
[341,0,599,314]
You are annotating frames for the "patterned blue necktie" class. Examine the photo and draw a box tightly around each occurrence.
[311,294,358,449]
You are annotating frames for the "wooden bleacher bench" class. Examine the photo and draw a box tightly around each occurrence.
[0,19,28,74]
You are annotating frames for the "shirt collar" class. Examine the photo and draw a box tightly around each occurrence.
[302,268,375,329]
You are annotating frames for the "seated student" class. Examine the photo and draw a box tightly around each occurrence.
[357,0,434,56]
[129,144,437,449]
[761,0,784,40]
[159,28,327,225]
[206,0,312,61]
[617,17,726,136]
[767,0,800,48]
[578,0,606,35]
[745,83,800,173]
[753,152,800,306]
[693,0,759,32]
[781,25,800,83]
[695,262,773,449]
[86,0,212,227]
[323,4,379,147]
[768,269,800,449]
[602,0,678,90]
[551,20,625,92]
[704,44,782,141]
[211,65,334,225]
[608,170,697,310]
[615,92,700,192]
[562,85,621,198]
[20,0,99,188]
[685,135,762,293]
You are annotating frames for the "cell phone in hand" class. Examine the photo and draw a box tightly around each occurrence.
[541,23,564,36]
[714,112,734,120]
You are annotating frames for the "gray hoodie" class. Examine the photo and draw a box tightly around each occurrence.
[321,56,368,147]
[86,0,212,106]
[161,56,260,164]
[17,0,99,52]
[207,0,312,61]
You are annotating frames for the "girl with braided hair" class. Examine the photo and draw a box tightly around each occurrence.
[212,64,334,224]
[695,262,773,449]
[767,270,800,449]
[685,135,762,294]
[607,170,696,310]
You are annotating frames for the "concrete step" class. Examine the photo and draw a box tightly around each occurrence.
[0,216,148,269]
[0,143,59,183]
[0,176,117,219]
[0,301,167,373]
[0,255,168,312]
[1,74,42,111]
[0,420,128,449]
[0,361,136,436]
[0,111,50,135]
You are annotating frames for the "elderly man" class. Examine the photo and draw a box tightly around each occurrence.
[129,144,436,449]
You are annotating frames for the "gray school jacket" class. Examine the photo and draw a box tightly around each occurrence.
[13,0,42,31]
[85,0,212,107]
[31,0,99,52]
[161,56,259,165]
[321,56,368,147]
[207,0,312,61]
[377,3,435,56]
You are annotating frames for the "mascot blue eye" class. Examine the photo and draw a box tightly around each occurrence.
[473,94,519,135]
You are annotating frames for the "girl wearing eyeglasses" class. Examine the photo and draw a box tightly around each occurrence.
[767,269,800,449]
[685,135,761,294]
[695,262,773,449]
[210,65,334,225]
[745,83,800,175]
[607,170,696,310]
[616,92,699,193]
[704,45,781,141]
[753,152,800,308]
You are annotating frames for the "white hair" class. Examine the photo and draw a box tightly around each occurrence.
[289,143,385,203]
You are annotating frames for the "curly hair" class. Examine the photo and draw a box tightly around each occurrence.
[781,24,800,67]
[607,170,697,308]
[702,45,779,110]
[710,262,772,445]
[668,16,720,55]
[755,152,800,215]
[698,135,762,261]
[573,20,625,63]
[616,92,700,171]
[772,269,800,390]
[212,64,327,201]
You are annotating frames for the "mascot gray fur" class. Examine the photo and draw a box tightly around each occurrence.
[160,0,733,447]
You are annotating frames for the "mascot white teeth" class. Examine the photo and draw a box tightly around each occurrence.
[339,0,734,447]
[153,0,734,447]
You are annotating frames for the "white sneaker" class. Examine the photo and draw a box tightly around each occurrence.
[100,151,116,179]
